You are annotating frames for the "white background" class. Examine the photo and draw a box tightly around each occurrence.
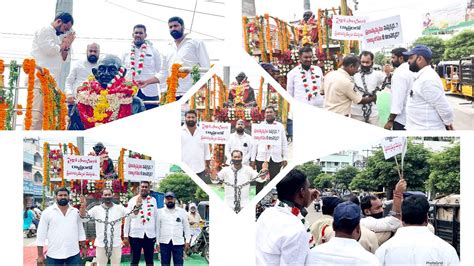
[1,0,472,265]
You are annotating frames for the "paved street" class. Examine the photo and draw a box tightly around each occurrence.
[305,201,323,226]
[446,94,474,130]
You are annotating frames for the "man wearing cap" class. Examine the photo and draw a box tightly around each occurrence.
[256,169,319,266]
[156,192,191,266]
[376,195,459,264]
[309,197,343,245]
[225,119,253,166]
[403,45,454,130]
[305,202,379,265]
[384,47,414,130]
[323,55,377,117]
[287,46,324,107]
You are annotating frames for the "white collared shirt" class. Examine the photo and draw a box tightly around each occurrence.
[124,195,158,238]
[36,204,86,259]
[217,165,264,209]
[181,125,211,173]
[256,205,310,266]
[122,42,162,97]
[305,237,379,265]
[251,121,288,163]
[31,24,70,83]
[156,207,191,245]
[225,132,253,165]
[158,34,211,95]
[376,226,460,265]
[390,62,414,125]
[65,60,97,96]
[406,65,454,130]
[352,70,386,117]
[287,65,324,107]
[86,203,130,247]
[360,215,402,232]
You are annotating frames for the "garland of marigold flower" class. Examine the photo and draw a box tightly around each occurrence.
[257,76,264,112]
[119,148,126,185]
[0,59,7,128]
[216,75,226,109]
[317,9,323,53]
[275,18,282,52]
[212,75,217,112]
[256,15,267,62]
[205,82,211,121]
[46,73,59,129]
[43,142,50,186]
[190,95,196,110]
[22,59,36,130]
[163,63,188,104]
[59,92,67,130]
[0,59,4,87]
[60,155,65,187]
[264,14,273,61]
[242,16,249,53]
[37,70,50,130]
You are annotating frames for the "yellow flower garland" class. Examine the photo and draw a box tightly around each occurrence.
[88,90,110,123]
[242,16,249,53]
[22,58,36,130]
[256,15,267,62]
[163,63,188,104]
[264,14,273,61]
[257,76,264,112]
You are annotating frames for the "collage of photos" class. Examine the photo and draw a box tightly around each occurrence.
[256,137,460,265]
[23,137,209,265]
[0,0,470,265]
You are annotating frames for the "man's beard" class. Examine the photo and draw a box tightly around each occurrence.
[368,212,384,219]
[236,128,244,134]
[301,63,311,71]
[409,61,421,72]
[392,60,401,68]
[266,117,275,123]
[186,120,196,127]
[134,39,145,47]
[87,55,98,64]
[360,65,373,73]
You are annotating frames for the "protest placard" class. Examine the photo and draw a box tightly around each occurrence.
[64,155,100,180]
[381,137,407,160]
[252,123,281,145]
[200,122,231,144]
[331,15,367,40]
[362,15,403,49]
[125,157,156,181]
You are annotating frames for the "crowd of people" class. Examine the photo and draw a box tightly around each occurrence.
[181,106,289,212]
[26,182,205,266]
[256,169,460,265]
[29,12,210,129]
[283,44,454,130]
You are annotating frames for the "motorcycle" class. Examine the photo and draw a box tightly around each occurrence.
[25,223,37,238]
[186,222,209,263]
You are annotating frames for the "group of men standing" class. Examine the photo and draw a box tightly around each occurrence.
[256,169,460,265]
[36,182,195,266]
[30,12,210,129]
[286,45,454,130]
[181,106,288,211]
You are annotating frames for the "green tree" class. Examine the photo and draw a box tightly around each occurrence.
[374,51,388,66]
[313,173,334,189]
[195,186,209,202]
[350,171,378,192]
[357,141,431,198]
[296,161,322,187]
[333,166,359,190]
[444,30,474,60]
[158,173,199,203]
[412,35,445,64]
[425,143,460,195]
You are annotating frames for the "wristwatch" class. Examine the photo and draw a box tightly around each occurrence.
[388,210,400,216]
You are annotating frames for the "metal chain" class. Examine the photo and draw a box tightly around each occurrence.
[355,71,390,123]
[215,168,269,213]
[83,203,142,262]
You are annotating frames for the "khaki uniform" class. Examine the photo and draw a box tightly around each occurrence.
[323,68,362,115]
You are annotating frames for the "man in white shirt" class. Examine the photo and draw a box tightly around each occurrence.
[403,45,454,130]
[225,119,253,165]
[79,188,141,266]
[36,187,86,266]
[352,51,387,125]
[376,195,460,265]
[30,12,75,130]
[360,179,406,245]
[305,202,379,265]
[256,169,319,266]
[124,181,159,265]
[384,47,414,130]
[310,196,343,245]
[251,106,288,194]
[212,150,268,212]
[181,110,211,182]
[156,192,191,266]
[141,17,210,100]
[287,46,324,107]
[123,24,162,110]
[65,43,100,105]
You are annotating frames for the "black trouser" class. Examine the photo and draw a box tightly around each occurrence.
[129,234,156,266]
[256,158,282,194]
[160,240,184,266]
[137,90,159,110]
[392,121,406,130]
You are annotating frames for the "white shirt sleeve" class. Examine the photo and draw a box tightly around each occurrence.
[419,79,454,125]
[155,209,162,240]
[77,211,86,241]
[362,216,402,232]
[65,63,78,96]
[389,72,408,115]
[152,46,162,74]
[281,123,288,160]
[196,39,211,69]
[37,28,61,57]
[280,230,310,266]
[204,143,211,161]
[35,209,49,246]
[182,210,192,241]
[286,69,295,97]
[156,51,170,90]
